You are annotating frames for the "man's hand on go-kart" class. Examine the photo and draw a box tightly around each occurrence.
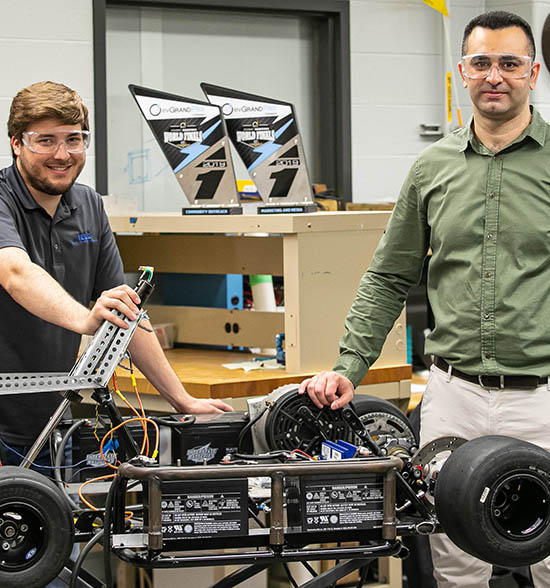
[179,397,234,414]
[298,371,354,410]
[84,285,141,334]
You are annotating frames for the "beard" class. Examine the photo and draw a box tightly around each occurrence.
[17,153,85,197]
[25,171,76,196]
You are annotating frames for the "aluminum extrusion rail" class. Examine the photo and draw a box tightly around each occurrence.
[0,311,147,395]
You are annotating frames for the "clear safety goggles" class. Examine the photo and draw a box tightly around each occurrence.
[21,130,91,154]
[461,53,533,79]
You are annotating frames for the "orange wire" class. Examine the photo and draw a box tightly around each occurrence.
[79,416,159,516]
[99,417,160,471]
[79,473,115,510]
[130,370,150,455]
[77,473,133,520]
[77,371,158,519]
[111,374,149,455]
[78,372,159,519]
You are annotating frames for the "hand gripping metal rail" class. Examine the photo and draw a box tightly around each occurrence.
[0,267,155,468]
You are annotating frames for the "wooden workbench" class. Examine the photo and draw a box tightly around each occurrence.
[105,211,411,412]
[107,348,411,412]
[109,211,406,374]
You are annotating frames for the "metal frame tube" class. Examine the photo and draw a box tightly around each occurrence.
[115,540,402,569]
[270,472,285,548]
[382,468,397,540]
[116,456,402,563]
[147,477,163,551]
[21,396,74,468]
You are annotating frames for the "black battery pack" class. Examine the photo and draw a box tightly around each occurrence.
[158,478,249,544]
[171,411,251,465]
[66,418,158,481]
[300,473,384,533]
[62,411,251,480]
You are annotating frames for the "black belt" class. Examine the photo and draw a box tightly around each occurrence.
[433,357,548,389]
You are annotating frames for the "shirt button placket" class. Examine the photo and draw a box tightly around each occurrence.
[481,158,501,369]
[51,229,61,263]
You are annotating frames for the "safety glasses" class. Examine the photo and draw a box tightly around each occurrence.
[461,53,533,79]
[21,130,91,154]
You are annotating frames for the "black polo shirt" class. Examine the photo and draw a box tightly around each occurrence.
[0,162,124,445]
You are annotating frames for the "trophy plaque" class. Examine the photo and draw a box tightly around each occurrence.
[129,84,241,215]
[201,83,316,214]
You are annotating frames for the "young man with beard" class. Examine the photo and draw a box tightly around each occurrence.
[300,11,550,587]
[0,81,232,466]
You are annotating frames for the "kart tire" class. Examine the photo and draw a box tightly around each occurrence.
[351,394,418,444]
[0,466,74,588]
[435,435,550,567]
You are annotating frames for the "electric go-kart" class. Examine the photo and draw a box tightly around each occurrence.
[0,267,549,588]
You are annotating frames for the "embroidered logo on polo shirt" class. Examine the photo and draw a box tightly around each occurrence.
[71,232,98,245]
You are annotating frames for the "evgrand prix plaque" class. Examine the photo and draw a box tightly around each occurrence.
[129,84,242,215]
[201,83,316,214]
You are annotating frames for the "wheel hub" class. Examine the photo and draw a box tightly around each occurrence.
[0,506,45,571]
[411,436,467,507]
[490,471,550,541]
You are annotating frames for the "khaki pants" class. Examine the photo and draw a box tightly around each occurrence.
[420,363,550,588]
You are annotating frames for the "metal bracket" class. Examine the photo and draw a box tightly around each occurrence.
[112,533,148,549]
[0,310,148,395]
[419,123,443,138]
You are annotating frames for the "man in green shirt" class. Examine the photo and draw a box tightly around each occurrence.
[299,10,550,587]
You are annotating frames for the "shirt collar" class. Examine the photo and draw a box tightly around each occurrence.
[7,161,40,210]
[458,106,547,153]
[7,160,80,212]
[524,107,547,147]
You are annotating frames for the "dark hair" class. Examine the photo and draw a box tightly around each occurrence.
[462,11,535,59]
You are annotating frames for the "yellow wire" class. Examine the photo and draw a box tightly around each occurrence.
[93,405,101,443]
[130,369,150,454]
[111,374,149,455]
[78,372,158,517]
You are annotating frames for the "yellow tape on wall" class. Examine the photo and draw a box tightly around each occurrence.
[421,0,449,17]
[446,72,452,123]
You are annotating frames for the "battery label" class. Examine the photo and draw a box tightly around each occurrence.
[160,479,248,540]
[301,475,384,532]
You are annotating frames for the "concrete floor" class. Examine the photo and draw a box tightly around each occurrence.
[489,571,533,588]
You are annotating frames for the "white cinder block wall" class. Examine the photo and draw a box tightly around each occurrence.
[350,0,485,203]
[486,0,550,121]
[1,1,549,202]
[350,0,550,203]
[531,1,550,119]
[0,0,96,188]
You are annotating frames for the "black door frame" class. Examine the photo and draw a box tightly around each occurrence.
[93,0,351,202]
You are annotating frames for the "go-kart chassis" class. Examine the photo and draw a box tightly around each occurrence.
[107,457,406,588]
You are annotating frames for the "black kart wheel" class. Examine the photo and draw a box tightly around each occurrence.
[0,466,74,588]
[261,388,417,456]
[350,394,418,447]
[264,386,349,453]
[435,435,550,567]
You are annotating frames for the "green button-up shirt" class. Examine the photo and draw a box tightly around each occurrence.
[334,107,550,387]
